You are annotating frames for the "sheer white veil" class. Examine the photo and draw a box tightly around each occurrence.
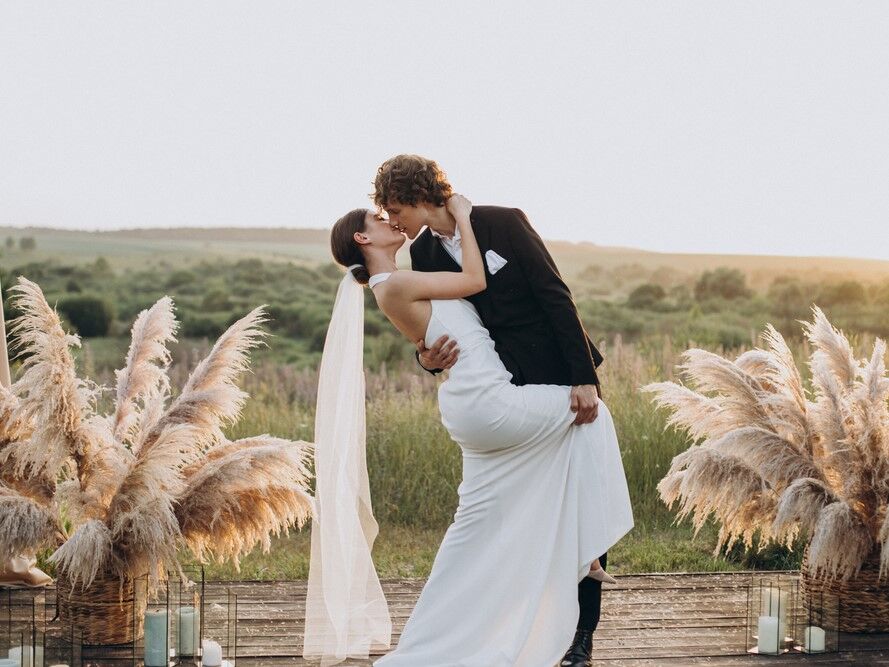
[303,266,392,665]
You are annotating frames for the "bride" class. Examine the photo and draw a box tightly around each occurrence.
[304,194,633,667]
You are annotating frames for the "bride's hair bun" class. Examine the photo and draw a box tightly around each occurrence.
[348,263,370,285]
[330,208,372,285]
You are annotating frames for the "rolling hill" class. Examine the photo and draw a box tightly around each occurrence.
[2,226,889,293]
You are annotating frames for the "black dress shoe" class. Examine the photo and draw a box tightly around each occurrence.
[558,628,593,666]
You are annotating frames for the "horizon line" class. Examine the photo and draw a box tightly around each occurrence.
[1,223,888,265]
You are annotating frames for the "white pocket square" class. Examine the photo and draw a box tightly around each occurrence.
[485,249,508,275]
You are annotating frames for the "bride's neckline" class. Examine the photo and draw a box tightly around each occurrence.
[368,272,392,288]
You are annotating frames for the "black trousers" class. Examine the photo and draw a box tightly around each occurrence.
[577,550,607,631]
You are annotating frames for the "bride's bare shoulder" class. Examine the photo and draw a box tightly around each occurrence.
[371,270,411,300]
[373,270,435,309]
[377,270,421,289]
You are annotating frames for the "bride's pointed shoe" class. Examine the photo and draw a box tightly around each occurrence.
[586,566,617,584]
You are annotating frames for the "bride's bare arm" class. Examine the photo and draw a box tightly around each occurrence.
[392,194,486,301]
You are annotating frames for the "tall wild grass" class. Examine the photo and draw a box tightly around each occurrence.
[78,331,854,575]
[144,334,724,531]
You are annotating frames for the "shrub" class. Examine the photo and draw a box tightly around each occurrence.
[577,300,645,339]
[627,283,667,309]
[166,270,197,289]
[266,304,306,337]
[181,313,227,339]
[366,332,412,367]
[694,267,751,301]
[673,317,751,350]
[201,289,233,311]
[318,263,343,281]
[266,302,332,340]
[93,257,112,275]
[364,311,387,337]
[874,281,889,306]
[668,285,694,309]
[578,264,605,283]
[817,280,868,306]
[57,295,115,337]
[767,277,809,318]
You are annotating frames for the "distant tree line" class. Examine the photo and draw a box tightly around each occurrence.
[3,257,888,368]
[4,236,36,251]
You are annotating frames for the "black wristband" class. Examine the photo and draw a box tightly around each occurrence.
[415,350,443,376]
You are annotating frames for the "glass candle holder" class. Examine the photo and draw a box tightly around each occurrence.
[172,567,205,662]
[197,586,237,667]
[0,589,44,667]
[793,587,839,654]
[746,575,797,655]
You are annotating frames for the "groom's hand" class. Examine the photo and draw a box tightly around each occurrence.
[417,335,459,372]
[570,384,599,425]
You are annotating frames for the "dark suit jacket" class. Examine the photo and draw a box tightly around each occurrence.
[410,205,603,387]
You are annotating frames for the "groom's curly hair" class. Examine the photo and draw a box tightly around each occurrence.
[373,154,453,208]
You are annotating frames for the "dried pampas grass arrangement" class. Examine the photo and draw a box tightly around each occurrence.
[644,306,889,584]
[0,277,315,594]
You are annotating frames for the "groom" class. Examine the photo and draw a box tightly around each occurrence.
[374,154,607,667]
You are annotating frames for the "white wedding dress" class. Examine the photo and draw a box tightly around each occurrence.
[370,274,634,667]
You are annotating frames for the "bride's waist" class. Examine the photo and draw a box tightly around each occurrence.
[441,355,512,387]
[426,331,494,362]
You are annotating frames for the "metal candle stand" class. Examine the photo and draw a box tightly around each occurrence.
[0,588,46,667]
[195,588,237,667]
[792,586,839,654]
[1,567,239,667]
[746,574,840,657]
[746,575,796,656]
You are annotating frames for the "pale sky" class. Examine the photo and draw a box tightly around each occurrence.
[1,2,888,259]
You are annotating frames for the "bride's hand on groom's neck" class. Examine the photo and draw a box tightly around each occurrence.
[446,194,472,221]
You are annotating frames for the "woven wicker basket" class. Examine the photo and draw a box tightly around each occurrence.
[57,571,147,645]
[801,544,889,633]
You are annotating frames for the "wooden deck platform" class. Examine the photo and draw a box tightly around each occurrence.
[217,571,889,666]
[5,572,888,666]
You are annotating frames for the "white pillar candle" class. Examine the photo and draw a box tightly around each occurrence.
[178,606,197,655]
[201,640,222,667]
[757,615,780,654]
[760,587,788,639]
[804,625,826,652]
[0,277,11,389]
[144,609,169,667]
[6,648,24,667]
[8,645,43,667]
